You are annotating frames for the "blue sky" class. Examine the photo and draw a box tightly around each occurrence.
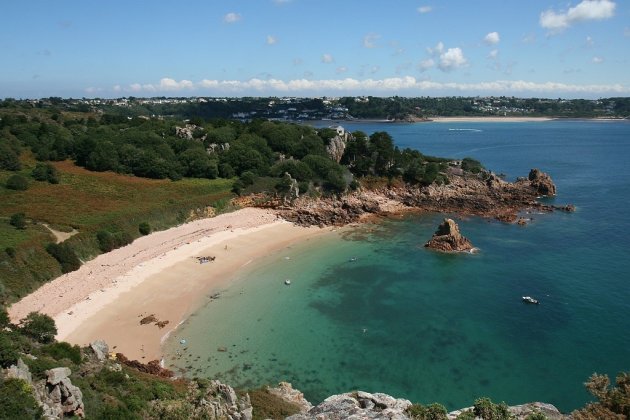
[2,0,629,99]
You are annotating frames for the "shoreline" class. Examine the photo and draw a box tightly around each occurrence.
[8,208,327,362]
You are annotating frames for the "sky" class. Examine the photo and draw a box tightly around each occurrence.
[1,0,629,99]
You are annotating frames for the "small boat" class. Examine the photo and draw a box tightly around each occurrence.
[349,257,357,262]
[522,296,539,304]
[284,279,291,286]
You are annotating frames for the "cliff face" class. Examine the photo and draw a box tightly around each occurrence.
[425,218,474,252]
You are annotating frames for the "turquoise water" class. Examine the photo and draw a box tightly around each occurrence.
[165,121,630,412]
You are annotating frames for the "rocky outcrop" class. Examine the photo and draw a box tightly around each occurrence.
[287,391,412,420]
[5,358,32,383]
[267,382,313,413]
[36,367,85,419]
[274,169,568,227]
[281,172,300,205]
[425,218,475,252]
[326,135,347,163]
[148,379,252,420]
[116,353,174,378]
[175,124,205,141]
[90,340,109,361]
[527,168,556,196]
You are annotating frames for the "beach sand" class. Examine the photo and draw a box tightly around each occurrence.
[9,208,324,362]
[430,116,553,123]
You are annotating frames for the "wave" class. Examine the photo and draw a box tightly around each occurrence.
[448,128,483,132]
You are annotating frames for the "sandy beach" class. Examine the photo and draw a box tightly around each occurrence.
[430,116,553,123]
[9,208,326,362]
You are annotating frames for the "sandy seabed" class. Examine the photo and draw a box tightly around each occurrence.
[9,208,325,362]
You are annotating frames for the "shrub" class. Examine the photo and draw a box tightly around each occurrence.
[31,162,60,184]
[408,402,448,419]
[461,157,484,174]
[19,312,57,344]
[9,213,27,230]
[41,342,82,364]
[0,333,19,368]
[46,242,81,273]
[472,397,512,420]
[96,230,133,253]
[572,371,630,419]
[249,388,302,420]
[138,222,151,236]
[0,143,21,171]
[0,307,10,328]
[0,378,43,419]
[5,247,16,258]
[5,174,28,191]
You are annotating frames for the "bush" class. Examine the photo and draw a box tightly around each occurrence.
[572,372,630,419]
[5,247,16,258]
[472,397,512,420]
[0,333,19,368]
[9,213,27,230]
[46,242,81,273]
[41,342,82,364]
[408,402,448,419]
[461,157,484,174]
[0,307,10,328]
[31,162,60,184]
[19,312,57,344]
[96,230,133,253]
[0,142,21,171]
[0,378,43,419]
[138,222,151,236]
[5,174,29,191]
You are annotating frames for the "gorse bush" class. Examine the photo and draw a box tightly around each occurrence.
[96,230,133,252]
[6,174,29,191]
[31,162,60,184]
[46,242,81,273]
[138,222,151,236]
[9,213,27,230]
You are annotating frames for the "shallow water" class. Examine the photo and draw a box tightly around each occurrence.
[165,121,630,412]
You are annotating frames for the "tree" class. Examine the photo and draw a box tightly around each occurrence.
[5,174,28,191]
[0,333,19,368]
[0,142,21,171]
[139,222,151,236]
[19,312,57,344]
[0,306,10,329]
[9,213,27,230]
[46,243,81,273]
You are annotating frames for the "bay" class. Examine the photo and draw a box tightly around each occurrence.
[164,120,630,412]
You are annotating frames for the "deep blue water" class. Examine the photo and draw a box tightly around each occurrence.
[166,121,630,412]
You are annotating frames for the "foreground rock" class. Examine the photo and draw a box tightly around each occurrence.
[267,382,313,413]
[287,391,412,420]
[448,402,569,419]
[276,169,569,227]
[425,218,475,252]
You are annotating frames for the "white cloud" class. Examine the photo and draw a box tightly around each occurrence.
[363,33,380,49]
[115,77,629,97]
[427,41,444,55]
[223,12,242,23]
[336,66,348,74]
[484,32,500,45]
[418,58,434,72]
[540,0,616,32]
[417,5,432,14]
[321,53,334,63]
[487,49,499,59]
[266,35,277,45]
[438,47,467,71]
[592,56,604,63]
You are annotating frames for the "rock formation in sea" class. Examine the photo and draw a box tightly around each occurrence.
[528,168,556,196]
[424,218,475,252]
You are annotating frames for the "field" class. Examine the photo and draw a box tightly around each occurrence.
[0,156,234,304]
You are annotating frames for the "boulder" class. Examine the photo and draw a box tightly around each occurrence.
[287,391,412,420]
[425,218,475,252]
[6,358,32,383]
[46,367,71,385]
[326,135,347,163]
[37,367,85,419]
[90,340,109,361]
[267,382,313,413]
[447,402,569,419]
[528,168,556,196]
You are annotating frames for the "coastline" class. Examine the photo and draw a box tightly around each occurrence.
[8,208,327,362]
[429,116,553,123]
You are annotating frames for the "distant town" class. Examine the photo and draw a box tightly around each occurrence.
[2,95,628,121]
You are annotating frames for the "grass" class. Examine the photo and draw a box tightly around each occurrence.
[0,158,234,303]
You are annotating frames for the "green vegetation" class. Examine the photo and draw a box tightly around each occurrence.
[45,242,81,273]
[19,312,58,344]
[248,387,302,420]
[572,372,630,419]
[9,212,26,229]
[6,174,29,190]
[138,221,151,235]
[0,379,43,420]
[408,402,448,419]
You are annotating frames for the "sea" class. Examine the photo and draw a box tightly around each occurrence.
[164,120,630,413]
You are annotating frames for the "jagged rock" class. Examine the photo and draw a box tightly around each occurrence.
[6,358,32,383]
[116,353,174,378]
[267,382,313,413]
[326,135,347,163]
[205,380,252,420]
[485,172,506,189]
[425,218,475,252]
[46,367,71,385]
[447,402,569,419]
[528,168,556,196]
[287,391,412,420]
[281,172,300,205]
[37,367,85,419]
[90,340,109,361]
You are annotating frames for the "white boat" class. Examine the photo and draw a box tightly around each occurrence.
[522,296,539,304]
[284,279,291,286]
